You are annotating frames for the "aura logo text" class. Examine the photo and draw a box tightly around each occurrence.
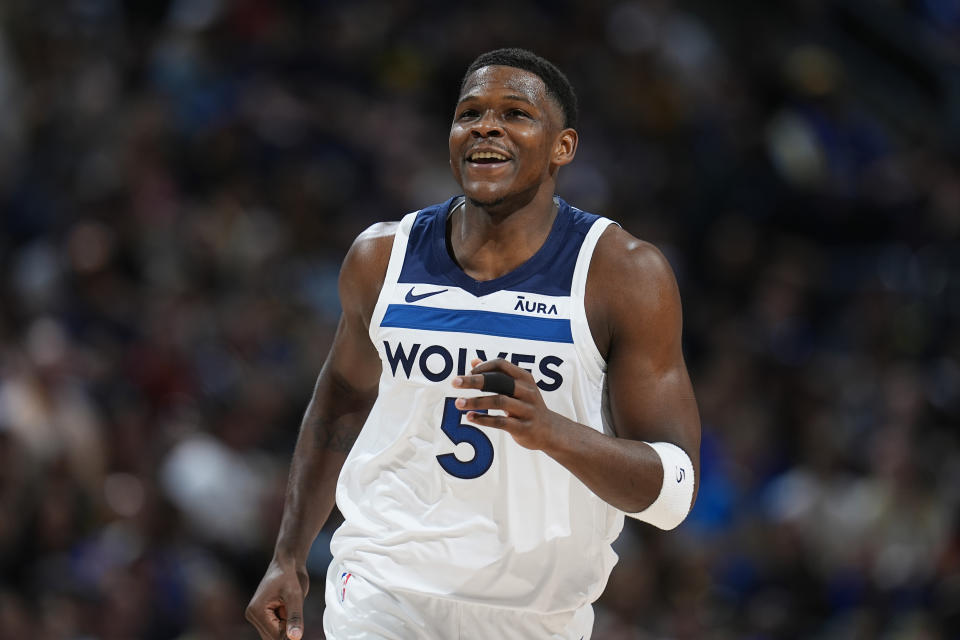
[514,295,558,316]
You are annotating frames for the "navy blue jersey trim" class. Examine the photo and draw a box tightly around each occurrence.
[381,304,574,343]
[397,196,601,297]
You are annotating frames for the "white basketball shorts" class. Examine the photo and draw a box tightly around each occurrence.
[323,563,594,640]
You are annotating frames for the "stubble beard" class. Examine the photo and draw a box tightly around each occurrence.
[466,195,506,209]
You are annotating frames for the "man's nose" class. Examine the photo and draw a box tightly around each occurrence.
[471,112,502,137]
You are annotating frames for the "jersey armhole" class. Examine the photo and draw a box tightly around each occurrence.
[570,218,618,387]
[367,211,419,343]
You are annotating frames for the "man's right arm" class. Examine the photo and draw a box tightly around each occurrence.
[246,222,396,640]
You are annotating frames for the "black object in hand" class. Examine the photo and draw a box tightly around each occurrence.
[481,372,515,397]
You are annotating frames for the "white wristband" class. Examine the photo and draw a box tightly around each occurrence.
[626,442,695,530]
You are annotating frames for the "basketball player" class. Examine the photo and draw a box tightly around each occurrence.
[246,48,701,640]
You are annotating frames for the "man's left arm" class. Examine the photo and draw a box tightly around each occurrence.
[453,227,701,528]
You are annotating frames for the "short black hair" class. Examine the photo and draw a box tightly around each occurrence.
[460,48,578,129]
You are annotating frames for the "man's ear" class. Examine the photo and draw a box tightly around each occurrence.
[553,128,578,167]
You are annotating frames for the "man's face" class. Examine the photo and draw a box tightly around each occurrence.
[449,65,569,209]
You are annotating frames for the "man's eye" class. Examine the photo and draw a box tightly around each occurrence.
[507,109,529,118]
[458,109,479,119]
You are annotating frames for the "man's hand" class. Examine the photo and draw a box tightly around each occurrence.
[452,358,563,451]
[246,559,309,640]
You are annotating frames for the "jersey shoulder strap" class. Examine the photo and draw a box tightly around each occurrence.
[569,205,619,379]
[367,200,446,341]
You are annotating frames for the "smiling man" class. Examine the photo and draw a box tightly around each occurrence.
[246,48,701,640]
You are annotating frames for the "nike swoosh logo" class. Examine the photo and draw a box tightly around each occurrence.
[405,286,448,303]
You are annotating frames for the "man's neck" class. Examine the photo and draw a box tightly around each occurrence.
[448,188,559,282]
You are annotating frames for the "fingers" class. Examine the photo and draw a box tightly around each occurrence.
[451,373,489,391]
[451,358,543,433]
[246,590,304,640]
[285,605,304,640]
[480,371,515,396]
[454,392,521,415]
[452,358,533,392]
[470,357,529,378]
[245,600,282,640]
[462,410,514,430]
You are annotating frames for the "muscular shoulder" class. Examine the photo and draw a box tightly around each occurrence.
[339,221,399,326]
[585,225,682,357]
[346,221,398,263]
[592,225,677,300]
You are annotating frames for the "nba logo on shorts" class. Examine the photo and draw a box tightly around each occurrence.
[339,571,353,603]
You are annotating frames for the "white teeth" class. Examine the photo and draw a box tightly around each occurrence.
[469,151,508,161]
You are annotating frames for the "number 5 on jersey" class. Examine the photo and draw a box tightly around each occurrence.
[436,397,493,479]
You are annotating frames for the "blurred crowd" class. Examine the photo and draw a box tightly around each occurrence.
[0,0,958,638]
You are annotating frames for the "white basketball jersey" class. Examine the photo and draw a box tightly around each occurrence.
[329,196,624,614]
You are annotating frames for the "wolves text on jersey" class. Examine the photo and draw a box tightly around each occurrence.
[384,341,564,391]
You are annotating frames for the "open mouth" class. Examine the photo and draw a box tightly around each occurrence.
[467,151,510,165]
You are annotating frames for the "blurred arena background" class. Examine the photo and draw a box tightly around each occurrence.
[0,1,958,638]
